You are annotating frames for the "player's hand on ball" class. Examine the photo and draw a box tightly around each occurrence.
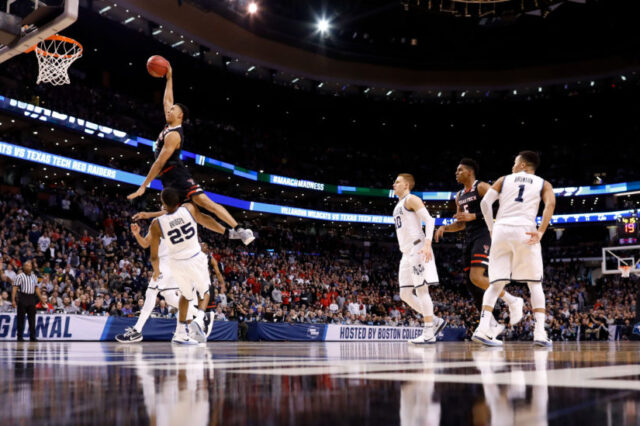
[420,244,433,262]
[453,212,475,222]
[525,230,543,245]
[434,227,445,242]
[166,64,172,79]
[127,187,146,200]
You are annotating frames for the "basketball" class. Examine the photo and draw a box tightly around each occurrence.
[146,55,169,77]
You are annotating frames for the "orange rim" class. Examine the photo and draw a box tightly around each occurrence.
[25,34,83,58]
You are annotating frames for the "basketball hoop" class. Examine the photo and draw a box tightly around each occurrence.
[26,35,82,86]
[619,265,632,278]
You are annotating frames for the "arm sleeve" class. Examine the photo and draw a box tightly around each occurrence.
[480,188,499,232]
[416,207,435,241]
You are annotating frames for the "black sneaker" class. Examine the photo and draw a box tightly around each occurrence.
[116,327,143,343]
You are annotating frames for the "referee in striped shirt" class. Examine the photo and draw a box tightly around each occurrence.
[11,261,41,342]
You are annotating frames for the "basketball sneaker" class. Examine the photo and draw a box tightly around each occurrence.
[172,331,199,345]
[508,297,525,325]
[471,326,503,347]
[116,327,143,343]
[490,315,506,338]
[533,329,553,347]
[410,324,436,345]
[190,318,207,344]
[433,316,447,337]
[229,227,255,245]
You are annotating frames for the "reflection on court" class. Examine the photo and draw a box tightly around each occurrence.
[1,342,639,425]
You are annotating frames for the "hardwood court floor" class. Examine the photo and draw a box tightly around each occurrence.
[1,341,639,425]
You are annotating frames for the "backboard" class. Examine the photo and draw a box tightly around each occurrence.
[602,245,640,276]
[0,0,78,64]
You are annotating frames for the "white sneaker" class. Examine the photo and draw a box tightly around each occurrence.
[533,329,552,347]
[410,326,436,345]
[433,316,448,336]
[490,316,506,338]
[190,319,207,344]
[172,333,199,345]
[508,297,524,325]
[472,327,503,347]
[229,227,255,245]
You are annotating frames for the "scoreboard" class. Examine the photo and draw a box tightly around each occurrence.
[618,214,639,244]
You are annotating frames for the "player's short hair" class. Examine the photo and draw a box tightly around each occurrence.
[175,103,189,122]
[161,187,181,209]
[518,151,540,170]
[397,173,415,190]
[459,158,479,176]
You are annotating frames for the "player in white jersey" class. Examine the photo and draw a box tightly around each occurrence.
[473,151,556,347]
[393,173,447,344]
[115,223,214,343]
[149,187,226,345]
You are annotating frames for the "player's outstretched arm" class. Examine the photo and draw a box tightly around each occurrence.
[149,220,162,280]
[184,203,225,234]
[130,223,151,249]
[526,180,556,245]
[127,133,180,200]
[132,210,166,221]
[480,177,504,233]
[163,64,174,120]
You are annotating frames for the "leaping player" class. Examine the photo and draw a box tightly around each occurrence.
[393,173,447,344]
[434,158,523,337]
[473,151,556,347]
[127,63,254,246]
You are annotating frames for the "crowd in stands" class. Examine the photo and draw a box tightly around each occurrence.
[0,184,637,341]
[2,44,640,191]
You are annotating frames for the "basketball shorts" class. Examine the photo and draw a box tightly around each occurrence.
[399,241,439,289]
[168,252,211,301]
[462,231,491,272]
[161,168,205,202]
[488,223,543,285]
[147,257,179,293]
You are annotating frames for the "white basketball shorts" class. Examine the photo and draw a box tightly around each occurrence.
[399,242,439,289]
[147,257,179,293]
[168,252,211,301]
[488,223,543,284]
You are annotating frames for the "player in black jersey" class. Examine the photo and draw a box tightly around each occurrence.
[434,158,523,329]
[127,64,254,245]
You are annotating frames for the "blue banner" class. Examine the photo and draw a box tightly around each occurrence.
[0,313,238,341]
[102,317,238,341]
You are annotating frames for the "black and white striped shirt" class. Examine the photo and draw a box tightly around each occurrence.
[14,272,39,294]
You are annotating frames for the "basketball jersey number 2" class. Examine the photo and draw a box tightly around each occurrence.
[167,223,196,244]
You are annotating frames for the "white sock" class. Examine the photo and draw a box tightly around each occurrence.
[133,288,159,332]
[534,312,546,332]
[195,308,205,322]
[501,291,518,305]
[479,310,494,330]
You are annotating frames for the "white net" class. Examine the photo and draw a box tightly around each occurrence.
[33,35,82,86]
[619,265,631,278]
